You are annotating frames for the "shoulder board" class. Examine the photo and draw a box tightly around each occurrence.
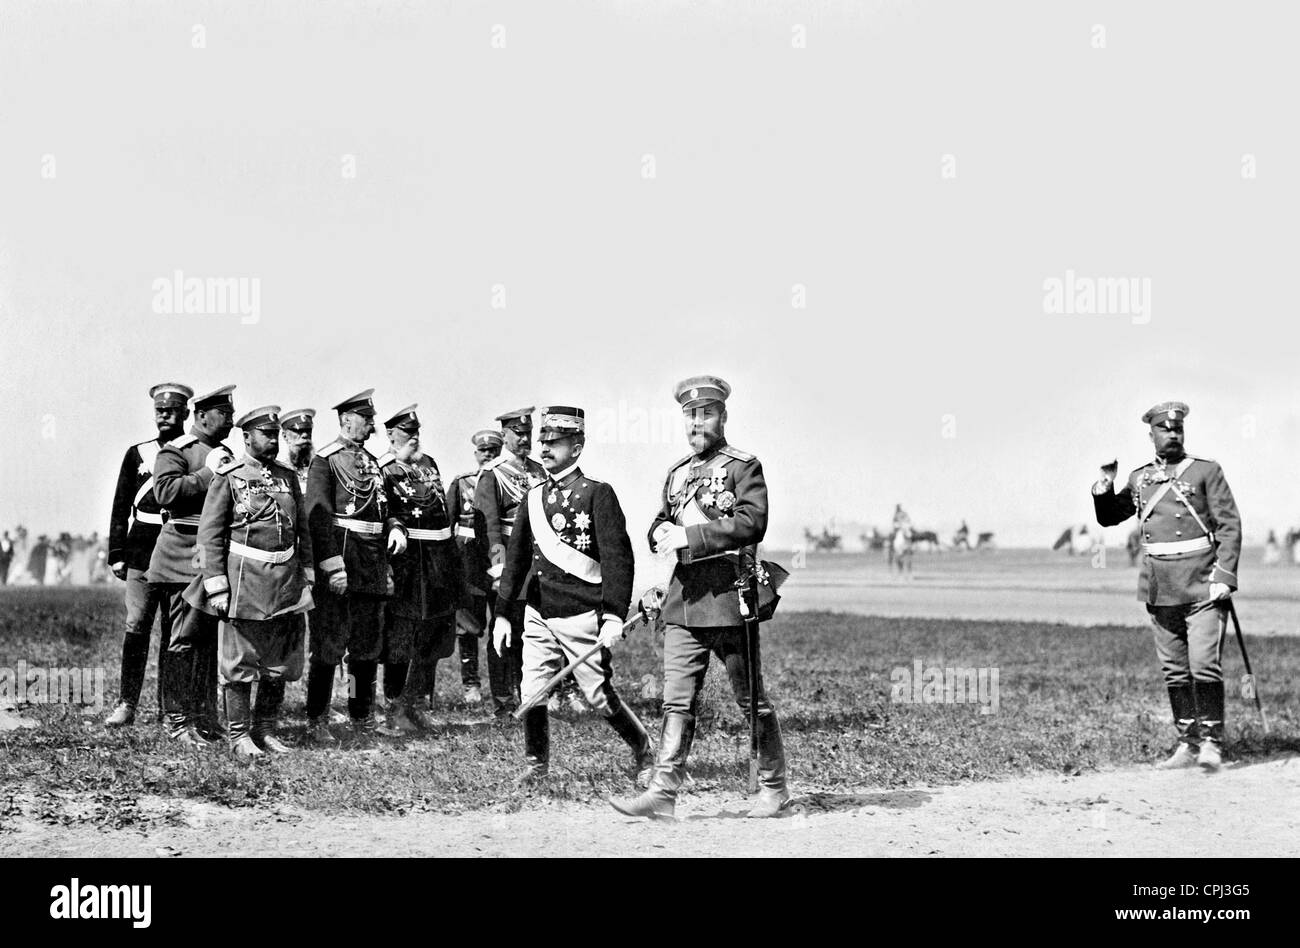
[666,454,693,475]
[719,445,756,463]
[483,454,510,471]
[455,472,476,484]
[169,433,197,449]
[1184,454,1215,465]
[316,441,343,458]
[216,459,243,476]
[134,438,160,449]
[376,452,396,468]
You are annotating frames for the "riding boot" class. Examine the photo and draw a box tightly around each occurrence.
[161,649,209,744]
[609,711,694,818]
[604,700,653,785]
[116,632,150,711]
[194,634,223,741]
[252,680,293,753]
[1194,679,1225,771]
[516,706,549,785]
[347,658,378,730]
[1154,683,1200,768]
[225,681,263,758]
[748,709,792,818]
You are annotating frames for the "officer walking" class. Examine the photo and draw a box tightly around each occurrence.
[183,407,314,757]
[148,385,238,745]
[1093,401,1242,771]
[445,429,503,706]
[492,407,652,784]
[304,390,397,740]
[612,376,791,819]
[377,404,465,731]
[475,408,547,719]
[105,382,192,727]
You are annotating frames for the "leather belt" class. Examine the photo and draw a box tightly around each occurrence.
[132,510,164,526]
[333,516,383,535]
[407,526,452,542]
[229,541,295,565]
[1143,536,1212,556]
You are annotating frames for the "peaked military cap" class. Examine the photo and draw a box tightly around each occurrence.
[537,406,584,442]
[194,385,237,411]
[149,382,193,408]
[333,389,376,417]
[495,407,534,430]
[1142,401,1190,428]
[279,408,316,432]
[472,429,504,449]
[237,405,282,431]
[385,404,420,432]
[674,375,731,411]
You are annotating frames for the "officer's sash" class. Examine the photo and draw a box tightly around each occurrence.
[1138,458,1195,524]
[526,488,601,584]
[130,441,161,515]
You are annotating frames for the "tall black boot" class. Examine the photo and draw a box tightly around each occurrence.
[347,659,378,730]
[604,700,653,784]
[1155,683,1199,769]
[609,711,694,819]
[194,632,223,740]
[161,649,210,745]
[225,681,262,758]
[107,634,149,726]
[1194,679,1225,771]
[304,659,337,744]
[516,706,549,785]
[748,708,791,818]
[252,680,293,754]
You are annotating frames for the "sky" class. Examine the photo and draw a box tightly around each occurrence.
[2,1,1299,550]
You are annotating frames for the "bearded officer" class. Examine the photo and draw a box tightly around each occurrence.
[445,429,503,705]
[304,390,398,739]
[105,382,192,727]
[377,404,465,731]
[612,376,791,819]
[147,384,238,745]
[492,407,652,784]
[474,408,547,719]
[1093,401,1242,772]
[184,406,314,756]
[279,408,317,492]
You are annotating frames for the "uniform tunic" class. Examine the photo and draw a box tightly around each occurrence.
[446,470,490,599]
[108,437,167,572]
[306,436,396,595]
[380,451,464,620]
[474,454,547,579]
[146,430,234,585]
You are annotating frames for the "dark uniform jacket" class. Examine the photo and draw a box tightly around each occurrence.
[306,436,396,597]
[1094,453,1241,606]
[474,453,546,594]
[496,467,634,622]
[146,429,234,585]
[446,470,490,598]
[652,440,768,628]
[108,436,168,571]
[183,454,314,620]
[380,451,463,619]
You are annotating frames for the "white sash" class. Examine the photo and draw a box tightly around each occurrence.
[527,488,601,584]
[1138,458,1194,523]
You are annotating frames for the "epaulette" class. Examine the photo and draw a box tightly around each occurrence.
[134,437,160,449]
[666,453,693,475]
[719,445,756,463]
[316,441,343,458]
[216,459,243,476]
[376,452,396,468]
[455,471,476,483]
[1184,453,1215,464]
[169,433,197,449]
[483,454,510,471]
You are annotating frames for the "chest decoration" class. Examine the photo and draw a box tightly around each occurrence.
[391,462,445,518]
[335,449,386,517]
[544,485,592,553]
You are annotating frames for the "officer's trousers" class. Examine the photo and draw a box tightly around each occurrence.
[118,568,174,709]
[487,598,524,713]
[1148,599,1226,685]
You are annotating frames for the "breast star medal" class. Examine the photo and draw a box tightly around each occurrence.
[551,513,567,532]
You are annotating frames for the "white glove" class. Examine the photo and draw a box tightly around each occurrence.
[110,561,128,581]
[328,570,348,594]
[639,586,665,620]
[1209,582,1232,601]
[653,524,688,555]
[597,617,626,649]
[205,447,233,472]
[1093,460,1118,495]
[387,529,407,555]
[210,592,230,616]
[492,616,513,655]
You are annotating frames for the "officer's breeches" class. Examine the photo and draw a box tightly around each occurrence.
[219,615,305,685]
[520,606,617,714]
[661,623,775,719]
[119,570,173,705]
[1148,600,1226,685]
[308,590,385,666]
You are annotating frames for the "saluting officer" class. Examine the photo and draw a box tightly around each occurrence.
[1093,401,1242,771]
[475,408,547,719]
[183,406,314,757]
[105,382,193,727]
[377,404,465,731]
[492,407,652,784]
[279,408,317,492]
[612,376,791,820]
[147,384,238,745]
[304,390,398,739]
[445,429,503,705]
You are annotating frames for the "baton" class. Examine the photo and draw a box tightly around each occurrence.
[511,609,651,720]
[1227,601,1270,734]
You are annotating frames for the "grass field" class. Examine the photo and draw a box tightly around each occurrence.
[2,586,1298,834]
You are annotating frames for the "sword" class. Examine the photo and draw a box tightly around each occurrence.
[1226,601,1269,734]
[737,552,762,794]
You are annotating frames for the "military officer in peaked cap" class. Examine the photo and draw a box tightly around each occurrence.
[475,408,547,719]
[304,390,399,739]
[445,429,504,705]
[493,407,653,785]
[1093,401,1242,771]
[183,406,314,756]
[612,375,792,819]
[105,382,193,727]
[376,404,465,731]
[279,408,317,493]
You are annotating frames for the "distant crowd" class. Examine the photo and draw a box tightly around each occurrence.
[0,526,110,587]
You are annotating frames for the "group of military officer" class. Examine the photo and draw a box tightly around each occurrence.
[106,374,792,817]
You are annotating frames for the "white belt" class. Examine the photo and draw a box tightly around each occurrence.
[1143,536,1212,556]
[230,541,295,565]
[407,526,452,542]
[133,510,164,526]
[455,525,476,540]
[334,516,383,535]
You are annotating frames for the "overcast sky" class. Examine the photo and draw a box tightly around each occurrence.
[2,1,1298,549]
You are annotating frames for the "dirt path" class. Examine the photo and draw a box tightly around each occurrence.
[5,755,1296,858]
